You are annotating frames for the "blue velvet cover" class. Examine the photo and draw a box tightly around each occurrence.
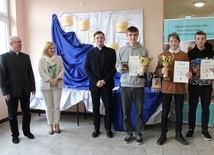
[51,14,94,90]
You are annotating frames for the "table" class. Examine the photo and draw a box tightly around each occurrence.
[112,87,162,131]
[30,86,162,128]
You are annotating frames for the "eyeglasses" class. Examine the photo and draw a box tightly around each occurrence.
[13,41,23,44]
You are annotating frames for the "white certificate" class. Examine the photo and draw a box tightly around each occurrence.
[173,61,189,83]
[128,56,141,76]
[200,59,214,79]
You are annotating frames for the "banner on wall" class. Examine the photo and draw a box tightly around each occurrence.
[57,9,143,51]
[164,17,214,44]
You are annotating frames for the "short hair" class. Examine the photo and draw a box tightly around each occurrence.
[93,31,105,38]
[8,36,18,43]
[195,31,206,38]
[126,26,139,33]
[168,32,180,42]
[42,41,55,56]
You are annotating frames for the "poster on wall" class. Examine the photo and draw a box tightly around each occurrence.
[57,9,143,51]
[164,17,214,43]
[164,17,214,53]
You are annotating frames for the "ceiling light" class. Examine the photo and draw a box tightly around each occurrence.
[194,2,205,7]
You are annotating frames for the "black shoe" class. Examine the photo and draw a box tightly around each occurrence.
[12,137,19,144]
[136,135,143,145]
[106,130,113,138]
[24,132,35,139]
[48,131,54,135]
[186,129,194,139]
[202,130,212,141]
[55,130,61,134]
[175,133,188,145]
[124,134,132,144]
[92,130,99,138]
[157,134,166,145]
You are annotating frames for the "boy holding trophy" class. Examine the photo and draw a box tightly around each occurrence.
[116,26,150,145]
[155,32,192,145]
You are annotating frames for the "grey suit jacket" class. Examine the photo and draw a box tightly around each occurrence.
[0,51,36,97]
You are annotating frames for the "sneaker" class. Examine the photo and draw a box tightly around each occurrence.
[186,130,194,139]
[124,134,132,144]
[202,131,212,141]
[136,135,143,145]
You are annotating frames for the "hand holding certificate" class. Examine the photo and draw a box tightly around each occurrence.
[173,61,190,83]
[200,59,214,79]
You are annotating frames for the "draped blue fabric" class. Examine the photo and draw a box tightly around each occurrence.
[51,14,94,90]
[114,72,121,87]
[112,87,162,131]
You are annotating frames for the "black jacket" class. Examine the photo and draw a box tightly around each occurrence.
[85,46,116,91]
[0,51,36,97]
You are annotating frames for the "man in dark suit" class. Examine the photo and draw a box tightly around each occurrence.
[0,36,36,144]
[85,31,116,138]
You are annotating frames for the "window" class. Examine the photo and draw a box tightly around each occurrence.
[0,0,9,54]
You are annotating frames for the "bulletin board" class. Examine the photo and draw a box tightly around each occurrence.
[57,9,143,51]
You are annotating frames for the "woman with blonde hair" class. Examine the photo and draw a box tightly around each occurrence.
[38,41,64,134]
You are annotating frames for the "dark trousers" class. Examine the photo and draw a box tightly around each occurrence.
[91,87,113,130]
[121,87,144,135]
[161,93,184,133]
[188,85,212,131]
[6,92,31,137]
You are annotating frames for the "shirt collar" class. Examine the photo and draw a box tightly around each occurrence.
[10,50,20,55]
[169,48,180,54]
[96,45,105,51]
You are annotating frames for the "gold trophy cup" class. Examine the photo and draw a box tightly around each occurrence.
[158,54,174,80]
[138,56,153,77]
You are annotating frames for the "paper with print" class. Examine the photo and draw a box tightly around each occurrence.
[173,61,189,83]
[128,56,141,76]
[200,59,214,79]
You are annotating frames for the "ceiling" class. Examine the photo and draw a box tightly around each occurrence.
[164,0,214,19]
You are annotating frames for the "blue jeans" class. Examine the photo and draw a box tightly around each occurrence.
[188,85,212,131]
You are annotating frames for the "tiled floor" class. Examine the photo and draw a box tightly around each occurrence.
[0,113,214,155]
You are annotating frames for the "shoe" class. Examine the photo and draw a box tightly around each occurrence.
[55,124,61,134]
[106,130,113,138]
[92,129,100,138]
[186,129,194,139]
[124,134,132,144]
[24,132,35,139]
[55,130,61,134]
[136,135,143,145]
[48,131,54,135]
[202,130,212,141]
[157,134,167,145]
[12,137,19,144]
[175,133,188,145]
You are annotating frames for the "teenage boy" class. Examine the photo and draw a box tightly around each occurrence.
[116,26,149,145]
[186,31,214,141]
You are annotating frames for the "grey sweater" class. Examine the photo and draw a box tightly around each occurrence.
[116,42,149,87]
